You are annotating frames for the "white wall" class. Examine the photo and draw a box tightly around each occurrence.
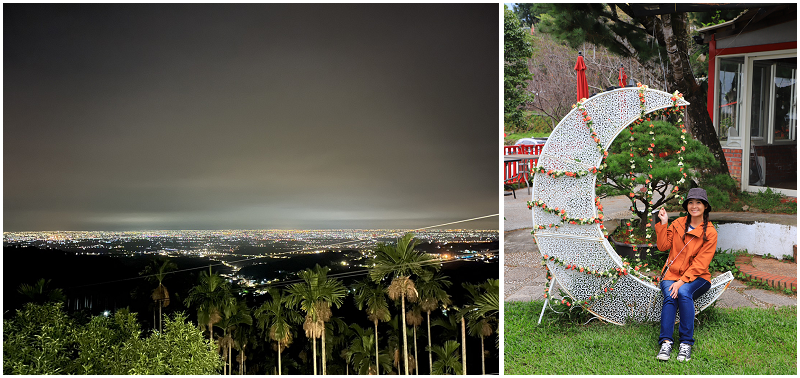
[716,222,797,258]
[716,20,796,49]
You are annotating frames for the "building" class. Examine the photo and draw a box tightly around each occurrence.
[697,4,797,196]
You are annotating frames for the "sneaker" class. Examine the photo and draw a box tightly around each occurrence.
[677,343,692,362]
[656,340,673,361]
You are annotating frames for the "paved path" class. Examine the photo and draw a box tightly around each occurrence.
[504,192,797,309]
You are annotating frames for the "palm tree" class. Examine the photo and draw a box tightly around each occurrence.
[460,279,499,375]
[386,314,402,374]
[417,271,452,373]
[17,278,66,304]
[216,298,252,375]
[353,279,391,374]
[286,264,347,375]
[234,320,257,375]
[140,257,177,332]
[431,311,459,341]
[464,279,499,321]
[428,340,462,375]
[344,323,393,375]
[322,317,350,375]
[431,310,463,374]
[217,333,234,375]
[467,318,493,375]
[184,267,233,344]
[255,288,302,375]
[406,305,423,374]
[370,233,438,375]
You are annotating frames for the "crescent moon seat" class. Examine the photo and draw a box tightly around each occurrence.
[532,87,734,325]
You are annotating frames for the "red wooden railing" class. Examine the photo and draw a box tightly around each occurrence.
[503,143,544,185]
[503,144,543,156]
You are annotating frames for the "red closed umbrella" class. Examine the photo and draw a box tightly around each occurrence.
[575,52,589,102]
[618,64,628,88]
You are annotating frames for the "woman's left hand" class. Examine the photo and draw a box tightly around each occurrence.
[668,280,685,298]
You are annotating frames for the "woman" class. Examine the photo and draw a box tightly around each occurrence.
[654,187,716,362]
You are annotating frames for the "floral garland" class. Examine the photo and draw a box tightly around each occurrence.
[627,87,689,253]
[527,197,606,232]
[541,253,656,306]
[626,121,637,245]
[637,83,648,116]
[573,99,609,159]
[535,165,604,179]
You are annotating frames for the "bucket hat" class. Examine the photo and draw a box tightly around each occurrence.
[682,187,711,213]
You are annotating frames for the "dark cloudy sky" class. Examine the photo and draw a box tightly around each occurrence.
[4,4,499,231]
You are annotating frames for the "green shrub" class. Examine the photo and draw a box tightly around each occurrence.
[709,248,738,274]
[700,173,737,210]
[527,113,553,133]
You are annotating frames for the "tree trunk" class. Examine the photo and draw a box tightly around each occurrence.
[661,12,729,176]
[322,326,327,375]
[413,325,418,375]
[313,337,318,375]
[460,317,466,375]
[374,318,380,375]
[158,301,162,332]
[401,292,409,375]
[480,335,485,375]
[278,343,283,375]
[426,311,433,374]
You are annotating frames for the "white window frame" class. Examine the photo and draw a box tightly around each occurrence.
[714,49,797,197]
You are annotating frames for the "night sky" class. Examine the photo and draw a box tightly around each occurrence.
[4,4,499,231]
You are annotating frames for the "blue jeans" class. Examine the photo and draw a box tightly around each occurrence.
[659,278,711,345]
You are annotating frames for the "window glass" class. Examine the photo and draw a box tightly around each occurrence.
[773,58,796,142]
[717,57,743,142]
[750,62,770,139]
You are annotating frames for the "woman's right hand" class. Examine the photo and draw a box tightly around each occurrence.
[658,208,668,224]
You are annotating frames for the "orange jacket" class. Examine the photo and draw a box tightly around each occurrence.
[655,216,717,283]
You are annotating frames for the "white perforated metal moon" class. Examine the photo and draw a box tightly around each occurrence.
[532,87,734,325]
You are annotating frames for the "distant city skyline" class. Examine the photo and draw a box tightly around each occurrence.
[4,3,499,231]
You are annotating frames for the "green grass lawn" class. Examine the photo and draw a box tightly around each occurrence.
[505,301,797,375]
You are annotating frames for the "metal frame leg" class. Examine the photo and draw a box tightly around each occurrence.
[538,280,555,324]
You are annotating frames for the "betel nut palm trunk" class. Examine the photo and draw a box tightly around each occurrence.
[374,318,380,375]
[401,290,409,375]
[427,311,433,374]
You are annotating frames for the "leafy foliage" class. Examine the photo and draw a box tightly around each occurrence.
[708,248,739,275]
[343,323,392,375]
[3,302,76,375]
[3,303,222,375]
[117,312,223,374]
[428,340,463,375]
[504,5,534,131]
[370,233,437,283]
[17,278,66,304]
[184,267,234,342]
[537,4,666,63]
[511,3,553,27]
[699,173,738,210]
